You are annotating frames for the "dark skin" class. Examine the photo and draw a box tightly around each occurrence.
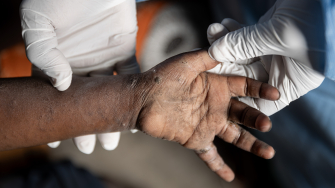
[0,49,279,182]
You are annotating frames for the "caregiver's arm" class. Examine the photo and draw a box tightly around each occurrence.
[0,73,148,151]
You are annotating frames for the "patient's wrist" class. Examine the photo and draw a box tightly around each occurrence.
[118,72,155,131]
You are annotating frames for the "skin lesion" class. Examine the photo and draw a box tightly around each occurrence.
[154,77,161,84]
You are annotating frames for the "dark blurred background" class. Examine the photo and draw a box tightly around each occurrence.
[0,0,278,187]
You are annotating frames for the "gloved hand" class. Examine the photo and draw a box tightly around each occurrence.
[207,0,325,116]
[20,0,139,153]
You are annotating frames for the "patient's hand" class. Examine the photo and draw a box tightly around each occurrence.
[138,49,280,182]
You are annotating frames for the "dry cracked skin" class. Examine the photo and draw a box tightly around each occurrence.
[0,49,279,182]
[136,49,279,181]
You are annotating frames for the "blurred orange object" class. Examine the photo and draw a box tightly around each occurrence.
[136,0,168,63]
[0,43,31,78]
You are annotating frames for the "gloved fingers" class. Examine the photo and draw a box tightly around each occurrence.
[27,47,73,91]
[26,45,73,91]
[47,141,61,148]
[207,23,229,45]
[21,10,73,91]
[73,135,96,154]
[270,56,325,102]
[207,19,259,65]
[219,19,259,65]
[97,132,121,151]
[217,121,275,159]
[237,56,324,116]
[221,18,243,32]
[208,16,294,64]
[207,62,245,76]
[47,67,73,91]
[207,18,242,45]
[196,143,234,182]
[228,99,271,132]
[130,129,138,133]
[243,61,269,83]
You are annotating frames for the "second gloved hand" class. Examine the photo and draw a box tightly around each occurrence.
[207,16,325,116]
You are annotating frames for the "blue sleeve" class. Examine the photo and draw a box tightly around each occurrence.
[322,0,335,81]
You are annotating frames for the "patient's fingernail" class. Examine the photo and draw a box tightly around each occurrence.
[260,84,280,100]
[277,90,281,100]
[264,147,275,159]
[255,114,272,132]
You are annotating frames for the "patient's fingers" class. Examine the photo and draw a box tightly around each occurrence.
[227,76,280,100]
[196,143,235,182]
[217,121,275,159]
[228,99,272,132]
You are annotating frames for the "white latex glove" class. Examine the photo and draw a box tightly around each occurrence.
[207,0,325,116]
[21,0,139,153]
[208,0,325,69]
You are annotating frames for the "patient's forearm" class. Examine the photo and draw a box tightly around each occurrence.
[0,74,146,151]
